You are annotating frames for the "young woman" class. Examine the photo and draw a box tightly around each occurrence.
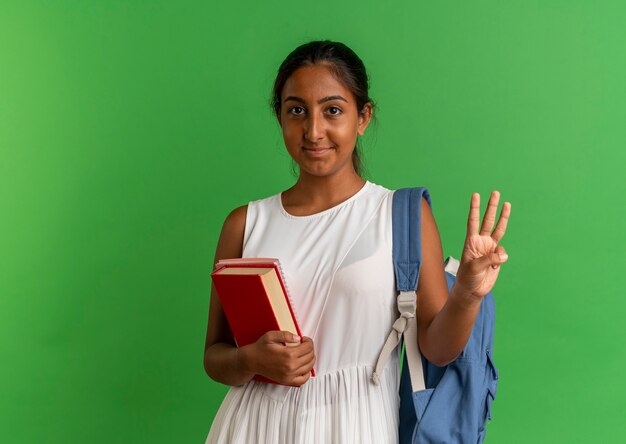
[204,40,511,443]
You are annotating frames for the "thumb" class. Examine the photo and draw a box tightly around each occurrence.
[267,330,301,344]
[474,245,508,270]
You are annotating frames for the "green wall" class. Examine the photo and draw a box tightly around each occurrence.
[2,0,624,442]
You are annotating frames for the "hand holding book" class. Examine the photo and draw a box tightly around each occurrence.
[238,331,316,387]
[211,258,316,386]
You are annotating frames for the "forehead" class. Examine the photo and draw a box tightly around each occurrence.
[281,64,354,102]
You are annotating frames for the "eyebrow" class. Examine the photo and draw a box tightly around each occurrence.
[283,95,348,104]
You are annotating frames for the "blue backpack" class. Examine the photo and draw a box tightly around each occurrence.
[371,187,498,443]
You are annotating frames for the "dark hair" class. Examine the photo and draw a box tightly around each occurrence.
[271,40,376,177]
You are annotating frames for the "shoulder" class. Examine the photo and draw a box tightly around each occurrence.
[421,195,434,216]
[420,194,440,243]
[366,181,392,194]
[376,184,434,211]
[221,205,248,237]
[363,181,395,204]
[215,205,248,261]
[384,187,437,227]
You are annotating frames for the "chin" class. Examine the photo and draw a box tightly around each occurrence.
[300,163,354,179]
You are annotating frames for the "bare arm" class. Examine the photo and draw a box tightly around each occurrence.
[416,192,511,366]
[203,205,256,386]
[203,206,316,387]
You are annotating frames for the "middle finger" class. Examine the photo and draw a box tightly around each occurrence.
[480,190,500,235]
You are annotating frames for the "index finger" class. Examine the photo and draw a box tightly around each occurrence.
[467,192,481,236]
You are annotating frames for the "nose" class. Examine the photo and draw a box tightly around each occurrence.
[304,113,324,142]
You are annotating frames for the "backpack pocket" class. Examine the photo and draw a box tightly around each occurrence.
[484,350,498,421]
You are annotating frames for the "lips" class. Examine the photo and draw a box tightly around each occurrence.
[303,147,333,157]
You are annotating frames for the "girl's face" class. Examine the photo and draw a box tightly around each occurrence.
[278,64,372,178]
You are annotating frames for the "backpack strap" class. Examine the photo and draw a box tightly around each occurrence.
[371,188,430,392]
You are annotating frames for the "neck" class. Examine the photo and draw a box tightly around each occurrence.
[282,168,366,213]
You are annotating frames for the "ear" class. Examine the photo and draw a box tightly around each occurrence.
[357,102,373,136]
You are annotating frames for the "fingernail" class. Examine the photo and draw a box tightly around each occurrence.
[293,335,301,342]
[499,254,508,261]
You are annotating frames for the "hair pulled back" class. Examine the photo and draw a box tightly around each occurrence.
[271,40,375,177]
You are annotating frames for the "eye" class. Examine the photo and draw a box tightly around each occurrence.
[326,106,343,116]
[288,106,305,116]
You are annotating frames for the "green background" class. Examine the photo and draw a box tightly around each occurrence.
[2,0,624,442]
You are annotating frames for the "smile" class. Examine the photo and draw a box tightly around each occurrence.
[303,147,333,157]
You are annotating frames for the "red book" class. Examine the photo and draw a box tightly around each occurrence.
[211,258,314,385]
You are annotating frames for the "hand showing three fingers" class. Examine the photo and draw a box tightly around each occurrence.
[454,191,511,302]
